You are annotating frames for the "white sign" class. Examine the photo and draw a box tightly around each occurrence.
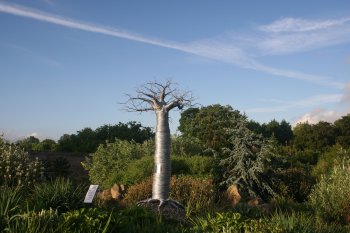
[84,185,99,203]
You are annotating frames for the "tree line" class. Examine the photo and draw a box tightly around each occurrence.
[13,121,154,153]
[9,104,350,157]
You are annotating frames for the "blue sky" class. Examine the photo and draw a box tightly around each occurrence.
[1,0,350,141]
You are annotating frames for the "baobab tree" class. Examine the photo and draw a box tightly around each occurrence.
[124,80,193,207]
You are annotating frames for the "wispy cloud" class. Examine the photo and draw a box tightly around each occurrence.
[0,2,345,88]
[259,17,350,33]
[246,94,342,113]
[257,17,350,55]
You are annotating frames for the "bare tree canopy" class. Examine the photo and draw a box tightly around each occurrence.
[124,80,194,112]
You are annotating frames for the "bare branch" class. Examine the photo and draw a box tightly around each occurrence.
[122,80,194,113]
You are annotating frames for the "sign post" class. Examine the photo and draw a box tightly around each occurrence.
[84,185,99,203]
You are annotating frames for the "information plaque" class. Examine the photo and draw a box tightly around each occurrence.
[84,185,99,203]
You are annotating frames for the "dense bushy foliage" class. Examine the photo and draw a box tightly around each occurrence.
[0,143,44,187]
[218,119,279,200]
[309,156,350,223]
[248,119,293,145]
[312,145,350,178]
[82,139,150,189]
[178,105,244,150]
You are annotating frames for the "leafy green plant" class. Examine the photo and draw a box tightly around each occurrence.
[62,208,111,233]
[8,209,60,233]
[190,211,275,233]
[0,143,44,188]
[30,177,85,213]
[0,186,23,231]
[268,211,350,233]
[122,156,154,185]
[82,139,145,189]
[309,156,350,223]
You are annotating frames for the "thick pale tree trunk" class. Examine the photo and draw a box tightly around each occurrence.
[152,109,171,200]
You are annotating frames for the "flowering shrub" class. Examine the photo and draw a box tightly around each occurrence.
[0,144,44,188]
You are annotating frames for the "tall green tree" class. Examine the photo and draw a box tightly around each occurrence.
[179,104,244,150]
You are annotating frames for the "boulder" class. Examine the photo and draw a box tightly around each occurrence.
[247,197,262,206]
[110,183,126,200]
[226,184,241,205]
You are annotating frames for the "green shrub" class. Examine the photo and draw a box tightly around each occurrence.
[183,155,214,176]
[171,135,204,156]
[312,146,350,178]
[123,155,214,185]
[30,177,85,213]
[271,166,315,202]
[122,156,154,185]
[0,143,44,188]
[82,140,145,189]
[63,208,111,233]
[309,157,350,223]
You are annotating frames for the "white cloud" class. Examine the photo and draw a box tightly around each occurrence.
[259,17,350,33]
[294,108,344,125]
[0,2,344,89]
[257,17,350,55]
[294,82,350,125]
[29,132,39,138]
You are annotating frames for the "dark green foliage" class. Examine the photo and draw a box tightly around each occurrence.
[16,136,40,153]
[57,121,154,153]
[44,157,71,180]
[248,119,293,145]
[178,104,244,150]
[30,177,85,213]
[271,166,315,202]
[334,114,350,148]
[293,121,338,152]
[171,135,204,156]
[0,143,44,188]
